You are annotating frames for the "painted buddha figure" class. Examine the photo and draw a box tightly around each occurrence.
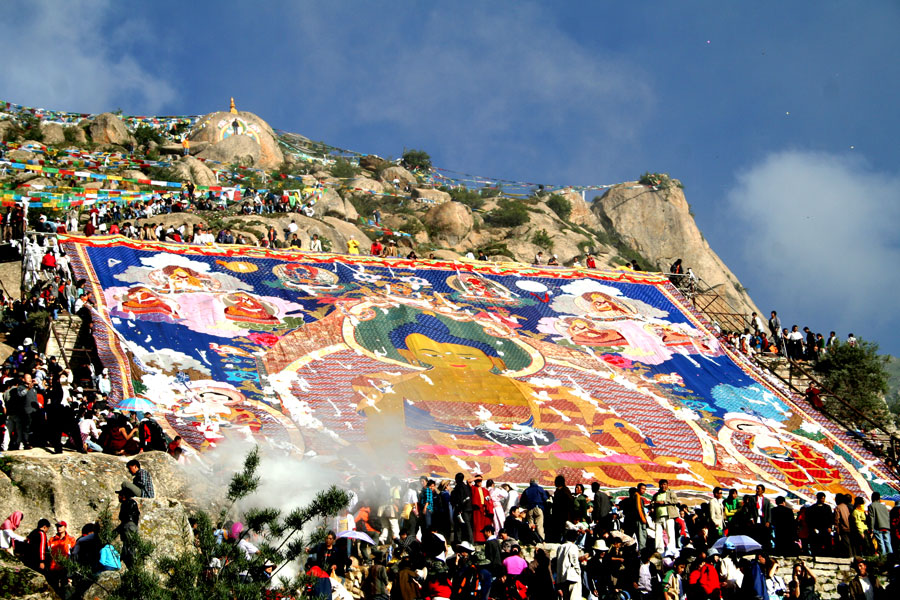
[120,285,179,319]
[447,274,516,303]
[722,416,848,495]
[562,317,628,348]
[222,292,280,325]
[354,310,553,445]
[148,264,220,293]
[574,291,634,320]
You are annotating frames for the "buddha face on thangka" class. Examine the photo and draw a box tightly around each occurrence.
[345,304,732,484]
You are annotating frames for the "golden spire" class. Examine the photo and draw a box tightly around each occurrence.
[229,97,237,114]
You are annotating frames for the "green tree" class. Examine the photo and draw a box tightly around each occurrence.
[17,113,43,142]
[401,149,432,171]
[330,158,360,178]
[82,447,350,599]
[814,339,890,429]
[133,125,164,148]
[484,199,529,228]
[447,187,485,210]
[546,194,572,221]
[531,228,554,250]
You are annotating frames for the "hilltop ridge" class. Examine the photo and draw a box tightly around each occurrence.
[0,100,759,317]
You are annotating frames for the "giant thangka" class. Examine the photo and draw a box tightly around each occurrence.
[62,235,898,500]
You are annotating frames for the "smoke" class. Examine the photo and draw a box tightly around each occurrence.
[181,438,352,580]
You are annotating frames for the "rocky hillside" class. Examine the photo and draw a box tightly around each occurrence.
[0,450,194,558]
[0,105,759,316]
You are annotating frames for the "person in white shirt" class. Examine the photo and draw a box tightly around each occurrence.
[709,486,726,535]
[97,369,112,396]
[556,530,582,600]
[309,234,323,252]
[79,410,103,452]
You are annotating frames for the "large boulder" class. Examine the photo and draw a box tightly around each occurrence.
[170,156,217,187]
[593,182,761,314]
[89,113,135,146]
[190,110,284,169]
[381,165,417,189]
[0,120,18,142]
[359,155,390,172]
[120,169,148,191]
[558,189,600,228]
[313,188,347,218]
[6,148,37,163]
[39,122,65,145]
[0,553,59,599]
[196,134,260,167]
[343,198,359,221]
[345,176,385,195]
[423,201,473,246]
[0,450,193,565]
[412,187,451,204]
[322,216,372,252]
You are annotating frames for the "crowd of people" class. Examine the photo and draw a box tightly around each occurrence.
[293,473,900,600]
[717,310,852,365]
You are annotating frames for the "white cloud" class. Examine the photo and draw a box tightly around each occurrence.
[0,1,174,113]
[727,150,900,338]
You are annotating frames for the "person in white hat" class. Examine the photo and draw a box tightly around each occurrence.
[97,368,112,396]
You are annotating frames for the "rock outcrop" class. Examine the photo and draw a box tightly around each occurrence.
[381,165,417,189]
[0,450,193,565]
[39,122,65,145]
[412,187,451,204]
[89,113,135,147]
[592,182,760,314]
[423,201,473,246]
[345,176,385,196]
[559,189,600,228]
[196,134,261,167]
[190,111,284,169]
[170,156,217,187]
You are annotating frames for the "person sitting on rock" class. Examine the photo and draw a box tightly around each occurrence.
[125,458,155,498]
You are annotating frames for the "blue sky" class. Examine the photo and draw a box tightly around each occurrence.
[3,1,900,353]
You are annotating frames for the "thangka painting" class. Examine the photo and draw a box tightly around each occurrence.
[62,236,898,501]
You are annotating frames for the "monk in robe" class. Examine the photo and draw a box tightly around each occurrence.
[470,475,494,542]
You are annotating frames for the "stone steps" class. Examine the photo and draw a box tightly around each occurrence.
[45,313,82,363]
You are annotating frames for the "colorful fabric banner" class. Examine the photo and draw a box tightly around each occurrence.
[61,235,897,498]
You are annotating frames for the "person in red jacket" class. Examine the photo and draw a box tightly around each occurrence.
[688,548,722,600]
[48,521,77,588]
